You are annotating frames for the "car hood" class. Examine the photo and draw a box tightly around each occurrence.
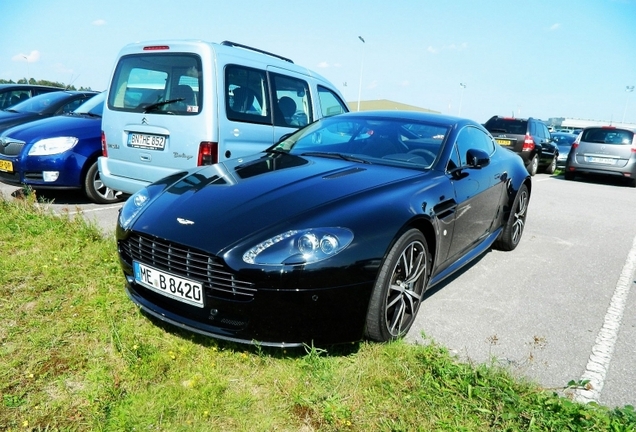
[132,152,426,254]
[0,111,41,132]
[2,114,100,142]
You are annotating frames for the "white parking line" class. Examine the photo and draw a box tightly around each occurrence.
[64,204,123,215]
[573,234,636,403]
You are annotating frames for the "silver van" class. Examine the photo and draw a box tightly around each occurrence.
[99,40,349,194]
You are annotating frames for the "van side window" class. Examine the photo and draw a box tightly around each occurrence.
[317,86,348,117]
[270,73,311,128]
[225,65,269,125]
[107,54,202,115]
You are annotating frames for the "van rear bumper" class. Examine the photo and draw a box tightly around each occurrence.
[98,156,177,195]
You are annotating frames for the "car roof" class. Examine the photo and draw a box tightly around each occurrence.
[335,110,476,126]
[0,84,62,90]
[583,125,636,133]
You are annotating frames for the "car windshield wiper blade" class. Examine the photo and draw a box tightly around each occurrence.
[265,148,289,155]
[78,112,101,118]
[300,151,371,164]
[143,98,184,113]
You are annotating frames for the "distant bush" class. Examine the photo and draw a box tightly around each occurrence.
[0,77,93,91]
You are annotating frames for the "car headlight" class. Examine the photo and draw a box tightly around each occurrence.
[242,227,353,266]
[28,137,78,156]
[119,188,151,230]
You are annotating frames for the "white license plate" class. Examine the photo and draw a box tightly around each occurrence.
[133,261,204,307]
[128,133,166,150]
[586,156,616,165]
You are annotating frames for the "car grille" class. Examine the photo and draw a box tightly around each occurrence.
[0,138,24,156]
[119,233,256,300]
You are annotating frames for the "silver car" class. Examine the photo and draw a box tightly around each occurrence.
[564,126,636,187]
[552,132,578,169]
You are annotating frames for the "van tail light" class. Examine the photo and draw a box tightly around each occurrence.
[522,133,535,151]
[198,142,218,166]
[101,131,108,157]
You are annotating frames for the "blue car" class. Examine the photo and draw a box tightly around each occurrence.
[0,92,122,203]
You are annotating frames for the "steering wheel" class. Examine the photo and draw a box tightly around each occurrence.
[408,149,437,164]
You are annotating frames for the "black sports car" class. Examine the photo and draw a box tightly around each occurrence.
[115,111,531,347]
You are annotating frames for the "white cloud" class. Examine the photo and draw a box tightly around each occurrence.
[12,50,40,63]
[92,19,106,26]
[549,23,561,31]
[317,61,329,68]
[399,80,410,87]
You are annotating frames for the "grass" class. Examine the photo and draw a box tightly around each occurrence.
[1,193,635,431]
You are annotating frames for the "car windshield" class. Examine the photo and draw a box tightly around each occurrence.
[74,92,105,116]
[272,115,449,169]
[581,128,633,145]
[552,134,576,145]
[5,91,69,113]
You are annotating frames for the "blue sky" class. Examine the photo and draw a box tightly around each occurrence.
[2,0,636,124]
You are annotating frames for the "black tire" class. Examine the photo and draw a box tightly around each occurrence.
[544,157,557,174]
[365,229,430,342]
[564,171,575,181]
[494,184,529,251]
[83,161,122,204]
[527,155,538,176]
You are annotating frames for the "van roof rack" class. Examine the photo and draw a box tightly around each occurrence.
[220,41,294,64]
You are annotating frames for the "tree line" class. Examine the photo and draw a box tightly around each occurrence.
[0,78,92,91]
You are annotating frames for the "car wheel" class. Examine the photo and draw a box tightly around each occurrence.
[365,229,430,342]
[83,161,122,204]
[564,171,575,181]
[544,157,557,174]
[527,155,538,176]
[494,183,529,252]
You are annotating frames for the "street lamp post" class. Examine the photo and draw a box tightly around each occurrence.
[458,83,466,116]
[622,85,634,124]
[22,55,29,82]
[357,36,365,112]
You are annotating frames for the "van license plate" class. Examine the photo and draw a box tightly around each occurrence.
[128,133,166,150]
[0,160,13,172]
[133,261,204,307]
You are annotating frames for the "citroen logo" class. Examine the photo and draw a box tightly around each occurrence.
[177,218,194,225]
[141,117,148,125]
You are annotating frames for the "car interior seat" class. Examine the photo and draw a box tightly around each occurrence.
[232,87,258,113]
[172,85,196,106]
[277,96,297,126]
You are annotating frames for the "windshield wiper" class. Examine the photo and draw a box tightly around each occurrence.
[301,151,371,164]
[142,98,184,113]
[78,112,101,118]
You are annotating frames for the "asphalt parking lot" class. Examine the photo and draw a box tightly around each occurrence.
[1,173,635,408]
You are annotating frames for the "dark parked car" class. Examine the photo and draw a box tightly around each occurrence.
[484,116,558,176]
[565,126,636,187]
[0,83,62,110]
[0,92,122,203]
[114,111,531,346]
[551,132,578,168]
[0,90,97,133]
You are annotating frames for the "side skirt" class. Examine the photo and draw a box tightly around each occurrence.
[427,226,503,289]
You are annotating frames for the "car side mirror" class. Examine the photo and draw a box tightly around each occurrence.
[465,148,490,169]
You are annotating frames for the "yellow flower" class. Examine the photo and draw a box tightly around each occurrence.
[22,420,29,427]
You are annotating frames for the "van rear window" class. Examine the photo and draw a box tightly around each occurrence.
[108,53,202,115]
